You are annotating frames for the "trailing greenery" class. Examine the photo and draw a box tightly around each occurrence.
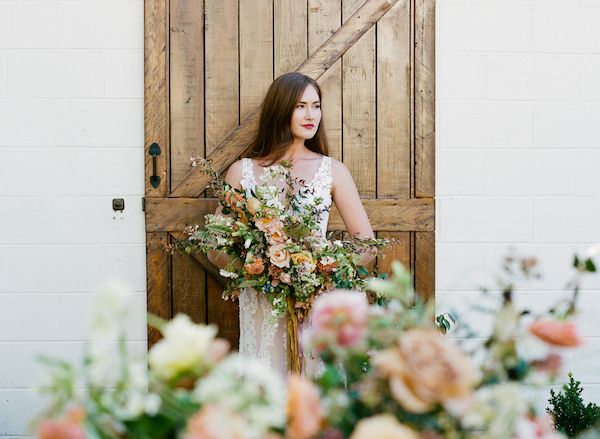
[547,372,600,437]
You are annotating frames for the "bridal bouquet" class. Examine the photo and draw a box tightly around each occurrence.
[166,157,389,372]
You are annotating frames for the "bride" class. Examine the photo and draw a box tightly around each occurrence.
[208,72,376,376]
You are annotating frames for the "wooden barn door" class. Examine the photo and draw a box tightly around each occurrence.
[144,0,435,347]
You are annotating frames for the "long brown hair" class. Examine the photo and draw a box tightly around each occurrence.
[247,72,329,166]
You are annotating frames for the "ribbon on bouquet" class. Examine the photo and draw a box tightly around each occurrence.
[286,296,305,374]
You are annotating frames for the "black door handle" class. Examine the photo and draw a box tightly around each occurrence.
[149,143,161,188]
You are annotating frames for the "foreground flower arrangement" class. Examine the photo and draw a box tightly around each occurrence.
[166,157,388,372]
[34,251,597,439]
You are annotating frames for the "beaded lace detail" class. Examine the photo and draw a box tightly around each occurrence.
[238,156,332,376]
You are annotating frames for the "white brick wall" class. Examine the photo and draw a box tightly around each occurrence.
[1,0,600,435]
[437,0,600,411]
[0,1,146,436]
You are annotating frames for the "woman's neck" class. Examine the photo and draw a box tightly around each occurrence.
[281,140,313,161]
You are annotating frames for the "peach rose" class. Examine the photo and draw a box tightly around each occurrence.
[529,319,582,347]
[39,407,86,439]
[309,290,369,352]
[245,257,265,275]
[185,405,249,439]
[269,243,290,268]
[268,226,288,244]
[291,252,314,266]
[247,197,261,216]
[350,415,418,439]
[280,273,292,284]
[287,375,323,439]
[256,217,284,234]
[372,329,477,414]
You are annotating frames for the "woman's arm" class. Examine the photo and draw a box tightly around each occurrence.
[331,160,377,267]
[207,160,244,270]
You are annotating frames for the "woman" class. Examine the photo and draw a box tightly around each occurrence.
[208,72,375,375]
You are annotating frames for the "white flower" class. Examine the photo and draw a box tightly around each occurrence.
[219,269,239,279]
[148,314,218,381]
[192,354,286,439]
[333,240,343,248]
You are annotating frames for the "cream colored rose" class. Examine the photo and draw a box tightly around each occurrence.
[268,243,290,268]
[148,314,219,381]
[372,329,477,414]
[350,415,418,439]
[255,217,283,234]
[268,226,287,244]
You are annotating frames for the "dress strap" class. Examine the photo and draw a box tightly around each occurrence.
[310,155,333,190]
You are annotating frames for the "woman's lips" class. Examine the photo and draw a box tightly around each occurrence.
[302,124,315,129]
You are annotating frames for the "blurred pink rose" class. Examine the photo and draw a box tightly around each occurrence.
[529,319,582,347]
[38,407,86,439]
[185,405,249,439]
[309,290,369,352]
[514,413,564,439]
[287,374,323,439]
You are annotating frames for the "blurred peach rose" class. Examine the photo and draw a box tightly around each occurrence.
[287,374,323,439]
[372,329,477,414]
[245,257,265,275]
[269,243,290,268]
[185,405,249,439]
[529,319,582,347]
[309,290,368,352]
[350,415,418,439]
[247,197,261,216]
[39,407,86,439]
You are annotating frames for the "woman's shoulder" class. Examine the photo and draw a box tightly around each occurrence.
[224,159,246,189]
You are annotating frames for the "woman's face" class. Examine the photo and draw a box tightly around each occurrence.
[290,84,321,142]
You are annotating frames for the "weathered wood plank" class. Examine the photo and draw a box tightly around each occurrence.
[309,0,342,161]
[171,237,207,324]
[343,0,376,198]
[377,0,411,199]
[415,0,435,198]
[205,0,239,157]
[146,198,434,232]
[275,0,307,76]
[169,231,225,285]
[207,277,240,350]
[240,0,273,120]
[169,0,204,189]
[144,0,169,197]
[205,0,241,339]
[146,232,171,347]
[415,231,435,300]
[377,230,411,281]
[170,0,403,198]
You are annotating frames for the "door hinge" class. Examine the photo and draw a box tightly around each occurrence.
[142,197,146,212]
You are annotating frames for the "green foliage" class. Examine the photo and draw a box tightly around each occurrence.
[547,372,600,437]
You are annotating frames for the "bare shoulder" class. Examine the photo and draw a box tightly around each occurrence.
[224,159,244,189]
[330,157,352,181]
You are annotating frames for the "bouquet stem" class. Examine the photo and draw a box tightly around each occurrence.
[286,297,304,374]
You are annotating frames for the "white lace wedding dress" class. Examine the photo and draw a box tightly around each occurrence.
[238,155,333,376]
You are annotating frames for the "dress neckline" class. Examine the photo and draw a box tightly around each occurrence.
[249,155,327,188]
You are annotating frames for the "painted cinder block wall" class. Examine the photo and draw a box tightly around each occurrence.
[1,0,600,436]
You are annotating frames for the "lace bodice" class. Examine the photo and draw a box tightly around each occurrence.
[238,155,333,376]
[240,156,333,237]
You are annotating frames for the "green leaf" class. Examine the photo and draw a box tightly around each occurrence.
[585,258,597,273]
[356,266,368,276]
[239,279,262,288]
[573,255,581,269]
